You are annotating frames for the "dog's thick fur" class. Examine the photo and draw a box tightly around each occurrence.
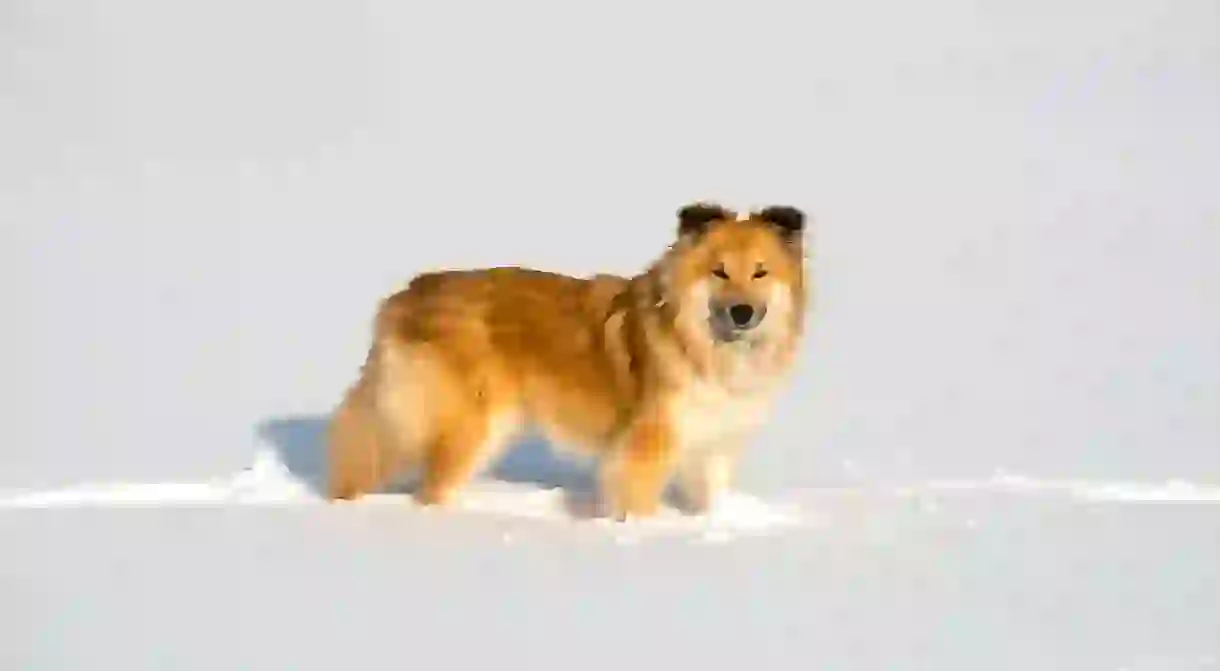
[325,202,811,518]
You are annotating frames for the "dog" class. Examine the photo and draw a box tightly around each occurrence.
[325,201,811,519]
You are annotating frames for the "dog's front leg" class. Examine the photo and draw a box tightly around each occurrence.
[598,411,676,521]
[675,439,745,515]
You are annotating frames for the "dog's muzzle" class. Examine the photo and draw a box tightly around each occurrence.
[709,300,767,341]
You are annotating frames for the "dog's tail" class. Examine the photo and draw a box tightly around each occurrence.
[324,342,436,500]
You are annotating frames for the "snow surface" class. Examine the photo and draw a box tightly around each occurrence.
[4,0,1220,668]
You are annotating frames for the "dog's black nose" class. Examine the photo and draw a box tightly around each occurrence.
[729,303,755,328]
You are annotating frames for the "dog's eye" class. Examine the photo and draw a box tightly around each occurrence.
[712,266,730,279]
[753,267,768,279]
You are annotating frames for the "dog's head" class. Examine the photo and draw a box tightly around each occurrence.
[665,202,810,346]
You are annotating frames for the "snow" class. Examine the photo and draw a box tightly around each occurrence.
[0,449,806,545]
[4,0,1220,668]
[5,469,1220,670]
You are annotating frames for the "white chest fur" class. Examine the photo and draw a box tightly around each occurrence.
[667,375,774,453]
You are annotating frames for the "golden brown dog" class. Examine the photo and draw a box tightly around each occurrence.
[325,202,811,519]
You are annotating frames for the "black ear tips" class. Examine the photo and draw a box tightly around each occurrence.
[755,205,807,236]
[677,202,736,236]
[676,202,808,239]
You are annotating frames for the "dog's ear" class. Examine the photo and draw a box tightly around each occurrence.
[754,205,807,241]
[677,202,735,237]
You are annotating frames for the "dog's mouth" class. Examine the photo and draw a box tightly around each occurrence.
[708,321,763,346]
[707,303,768,345]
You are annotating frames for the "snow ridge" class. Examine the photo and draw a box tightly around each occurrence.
[0,450,805,543]
[4,451,1219,546]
